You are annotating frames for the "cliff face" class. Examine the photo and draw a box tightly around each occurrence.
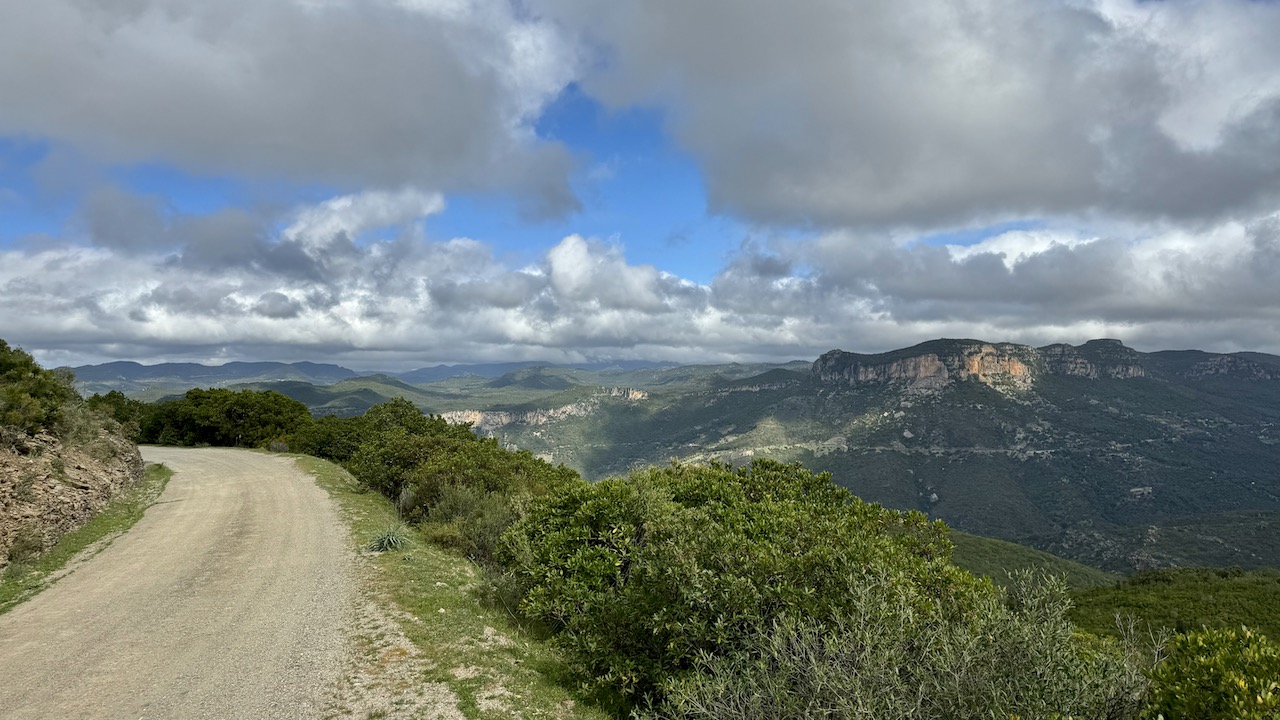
[1,427,144,569]
[1184,355,1278,380]
[813,338,1166,392]
[441,387,649,433]
[813,340,1039,393]
[1039,340,1147,379]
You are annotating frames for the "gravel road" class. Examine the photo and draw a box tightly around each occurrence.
[0,447,353,719]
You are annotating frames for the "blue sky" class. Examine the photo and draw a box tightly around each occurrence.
[2,0,1280,369]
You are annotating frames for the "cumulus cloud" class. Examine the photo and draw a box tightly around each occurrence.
[538,0,1280,229]
[0,0,580,213]
[5,195,1280,367]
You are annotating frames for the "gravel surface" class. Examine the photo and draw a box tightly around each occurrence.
[0,447,354,719]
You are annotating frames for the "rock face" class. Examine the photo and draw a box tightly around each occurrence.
[0,428,144,569]
[441,387,648,433]
[813,338,1162,392]
[1039,339,1147,379]
[1184,355,1278,380]
[813,340,1040,393]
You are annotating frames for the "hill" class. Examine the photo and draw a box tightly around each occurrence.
[948,531,1118,590]
[73,360,360,400]
[433,339,1280,572]
[1069,567,1280,640]
[75,338,1280,573]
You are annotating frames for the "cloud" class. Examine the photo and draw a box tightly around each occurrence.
[283,188,445,247]
[5,196,1280,368]
[538,0,1280,229]
[0,0,580,214]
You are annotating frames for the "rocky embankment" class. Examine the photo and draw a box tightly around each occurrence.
[0,429,143,569]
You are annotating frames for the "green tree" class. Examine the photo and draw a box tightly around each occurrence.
[0,339,78,435]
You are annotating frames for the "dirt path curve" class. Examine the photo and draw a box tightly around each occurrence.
[0,447,353,719]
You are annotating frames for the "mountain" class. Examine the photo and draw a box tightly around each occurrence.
[395,360,677,384]
[72,361,360,400]
[73,339,1280,573]
[444,339,1280,573]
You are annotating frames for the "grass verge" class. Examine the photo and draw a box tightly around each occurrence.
[0,462,173,615]
[296,455,615,720]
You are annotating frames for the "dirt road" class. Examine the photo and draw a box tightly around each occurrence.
[0,447,353,719]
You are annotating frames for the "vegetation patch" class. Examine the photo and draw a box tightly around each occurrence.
[0,462,172,615]
[1071,566,1280,640]
[949,530,1119,590]
[297,455,612,720]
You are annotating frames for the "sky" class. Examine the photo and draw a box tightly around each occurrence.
[2,0,1280,370]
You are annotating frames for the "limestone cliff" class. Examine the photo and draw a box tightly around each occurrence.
[1183,355,1278,380]
[813,340,1040,393]
[1039,339,1147,379]
[813,338,1161,392]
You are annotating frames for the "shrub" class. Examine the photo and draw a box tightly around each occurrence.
[500,459,978,698]
[1143,626,1280,719]
[652,570,1145,719]
[0,340,78,436]
[138,388,311,448]
[341,399,578,561]
[7,528,45,564]
[365,524,411,553]
[288,414,366,462]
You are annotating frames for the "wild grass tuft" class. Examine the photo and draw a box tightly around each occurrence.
[364,524,410,553]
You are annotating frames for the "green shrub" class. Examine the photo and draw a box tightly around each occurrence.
[138,388,311,448]
[423,483,525,566]
[6,528,45,564]
[0,340,78,436]
[342,400,577,555]
[650,573,1144,720]
[499,459,984,698]
[1143,626,1280,719]
[365,524,411,553]
[288,414,366,462]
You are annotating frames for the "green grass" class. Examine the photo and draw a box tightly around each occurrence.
[296,455,615,720]
[949,530,1119,591]
[0,462,173,615]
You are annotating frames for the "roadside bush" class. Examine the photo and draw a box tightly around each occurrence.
[0,340,78,436]
[289,414,366,462]
[1143,626,1280,719]
[138,388,311,448]
[499,459,980,698]
[337,399,578,565]
[649,571,1145,720]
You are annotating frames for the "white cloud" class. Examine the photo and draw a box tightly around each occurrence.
[537,0,1280,228]
[283,189,446,247]
[5,207,1280,368]
[0,0,580,213]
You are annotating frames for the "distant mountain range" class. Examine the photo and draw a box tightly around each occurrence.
[70,359,677,401]
[74,339,1280,573]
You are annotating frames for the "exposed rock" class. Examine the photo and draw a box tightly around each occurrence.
[814,338,1158,392]
[813,340,1038,394]
[1184,355,1277,380]
[1,428,144,569]
[441,387,648,433]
